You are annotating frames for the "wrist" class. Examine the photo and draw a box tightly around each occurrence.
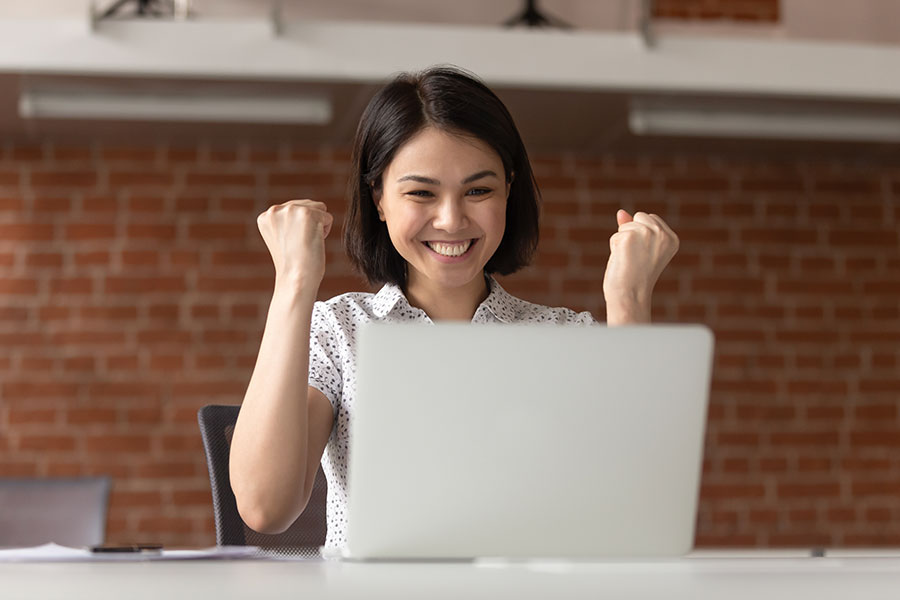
[604,292,651,326]
[273,272,321,303]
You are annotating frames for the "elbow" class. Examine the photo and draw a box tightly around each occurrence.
[235,495,295,535]
[233,485,310,535]
[237,501,289,535]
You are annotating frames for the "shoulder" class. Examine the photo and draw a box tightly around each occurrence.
[505,295,598,325]
[313,291,380,329]
[486,278,598,325]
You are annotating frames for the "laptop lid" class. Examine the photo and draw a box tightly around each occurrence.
[346,323,714,560]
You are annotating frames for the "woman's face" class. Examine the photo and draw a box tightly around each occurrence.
[376,126,509,292]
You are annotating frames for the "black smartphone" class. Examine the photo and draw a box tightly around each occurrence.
[88,544,163,553]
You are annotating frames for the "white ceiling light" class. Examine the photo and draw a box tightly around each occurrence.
[19,88,332,125]
[629,100,900,143]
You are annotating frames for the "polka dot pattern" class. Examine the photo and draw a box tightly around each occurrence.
[308,276,598,552]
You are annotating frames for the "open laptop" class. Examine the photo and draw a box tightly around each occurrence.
[344,323,714,560]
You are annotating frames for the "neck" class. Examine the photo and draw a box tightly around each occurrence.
[404,272,490,321]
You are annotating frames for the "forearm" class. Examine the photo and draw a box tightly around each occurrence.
[605,294,651,326]
[229,281,317,533]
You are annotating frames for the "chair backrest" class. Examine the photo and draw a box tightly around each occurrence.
[0,476,111,547]
[197,404,327,556]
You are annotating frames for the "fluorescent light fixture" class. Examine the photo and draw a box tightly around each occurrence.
[19,89,332,125]
[629,100,900,143]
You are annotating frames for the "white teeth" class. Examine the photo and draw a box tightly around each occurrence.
[427,240,472,257]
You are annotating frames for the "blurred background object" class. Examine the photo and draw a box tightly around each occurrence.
[0,1,897,548]
[0,477,111,547]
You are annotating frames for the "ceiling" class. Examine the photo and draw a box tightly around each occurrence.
[4,72,900,162]
[1,2,899,159]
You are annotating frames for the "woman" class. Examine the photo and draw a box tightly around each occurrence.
[229,66,679,553]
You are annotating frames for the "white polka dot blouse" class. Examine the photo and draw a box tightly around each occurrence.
[308,275,598,552]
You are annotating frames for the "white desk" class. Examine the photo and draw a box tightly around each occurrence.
[5,556,900,600]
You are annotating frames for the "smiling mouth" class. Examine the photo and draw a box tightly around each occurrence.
[424,239,475,257]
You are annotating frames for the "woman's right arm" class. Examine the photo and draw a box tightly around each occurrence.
[229,200,335,534]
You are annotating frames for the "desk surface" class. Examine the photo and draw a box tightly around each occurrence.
[6,556,900,600]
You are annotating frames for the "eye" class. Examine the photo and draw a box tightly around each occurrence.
[405,190,434,198]
[467,188,492,197]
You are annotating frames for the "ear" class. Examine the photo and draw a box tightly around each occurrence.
[372,189,385,222]
[506,171,515,198]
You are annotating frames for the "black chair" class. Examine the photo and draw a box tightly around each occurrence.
[197,404,327,557]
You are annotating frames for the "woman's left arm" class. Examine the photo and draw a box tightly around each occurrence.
[602,209,680,326]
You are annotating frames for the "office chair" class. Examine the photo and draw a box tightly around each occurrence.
[197,404,327,557]
[0,476,111,547]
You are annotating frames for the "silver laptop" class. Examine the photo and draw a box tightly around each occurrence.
[345,323,714,560]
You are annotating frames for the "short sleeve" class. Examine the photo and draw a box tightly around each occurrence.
[569,309,600,326]
[308,301,343,416]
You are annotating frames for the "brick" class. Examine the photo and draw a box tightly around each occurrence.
[109,490,164,507]
[101,147,158,162]
[126,407,162,424]
[127,196,166,212]
[741,177,804,193]
[136,330,192,346]
[829,230,897,247]
[8,408,57,424]
[186,173,255,187]
[850,431,900,447]
[79,306,138,320]
[267,172,334,187]
[65,224,117,240]
[136,517,193,533]
[85,435,151,453]
[865,507,893,522]
[126,223,177,240]
[25,252,64,267]
[0,223,54,241]
[2,382,79,400]
[67,408,116,424]
[196,277,272,293]
[700,484,766,499]
[105,276,186,294]
[665,176,730,191]
[135,462,197,478]
[851,481,900,496]
[20,435,76,451]
[854,404,896,419]
[187,223,246,240]
[165,148,198,163]
[108,172,173,187]
[149,355,184,370]
[0,462,39,476]
[0,278,39,294]
[770,431,839,446]
[50,277,94,294]
[175,196,209,212]
[63,357,96,372]
[694,277,764,294]
[786,381,848,395]
[31,170,98,188]
[0,307,29,321]
[740,229,817,244]
[74,251,110,266]
[769,533,831,547]
[33,196,72,212]
[0,170,22,186]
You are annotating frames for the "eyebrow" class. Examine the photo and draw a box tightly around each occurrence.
[396,170,500,185]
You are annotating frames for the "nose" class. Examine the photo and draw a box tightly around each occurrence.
[432,196,468,234]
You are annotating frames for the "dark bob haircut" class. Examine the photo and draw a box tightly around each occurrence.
[343,65,540,287]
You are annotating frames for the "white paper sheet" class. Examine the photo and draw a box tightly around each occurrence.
[0,542,265,562]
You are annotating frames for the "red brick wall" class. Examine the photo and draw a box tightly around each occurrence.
[1,142,898,548]
[654,0,780,22]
